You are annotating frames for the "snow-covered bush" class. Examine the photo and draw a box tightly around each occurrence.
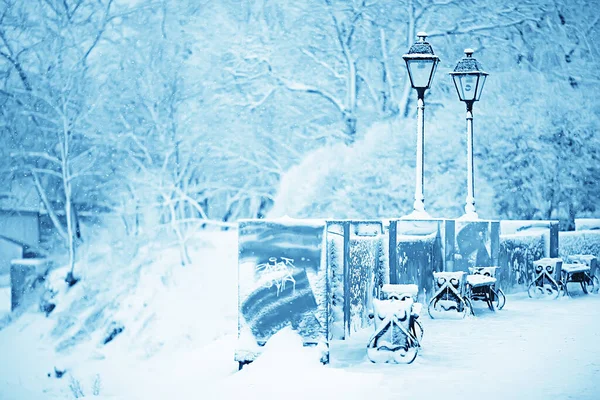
[559,230,600,260]
[499,234,546,291]
[348,236,380,332]
[327,232,344,340]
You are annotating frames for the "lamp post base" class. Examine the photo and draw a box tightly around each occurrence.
[401,209,433,220]
[457,211,479,221]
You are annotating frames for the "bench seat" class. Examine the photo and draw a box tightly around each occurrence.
[466,275,497,288]
[561,264,590,274]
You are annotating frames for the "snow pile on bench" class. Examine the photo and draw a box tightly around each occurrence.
[467,274,497,287]
[561,264,590,274]
[381,284,418,298]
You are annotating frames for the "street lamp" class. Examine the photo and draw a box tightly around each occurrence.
[402,32,439,218]
[450,48,488,220]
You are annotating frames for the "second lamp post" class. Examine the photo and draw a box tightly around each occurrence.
[450,49,488,219]
[402,32,439,218]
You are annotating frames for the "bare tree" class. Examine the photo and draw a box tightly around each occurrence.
[1,0,115,283]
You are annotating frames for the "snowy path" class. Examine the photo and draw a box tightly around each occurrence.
[208,293,600,400]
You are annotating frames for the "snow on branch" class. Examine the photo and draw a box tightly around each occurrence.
[10,151,61,165]
[277,77,344,113]
[301,48,345,80]
[209,144,283,176]
[415,0,457,21]
[30,168,63,179]
[428,16,541,38]
[248,88,275,111]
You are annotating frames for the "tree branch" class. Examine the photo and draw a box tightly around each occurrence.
[301,48,344,80]
[31,168,63,179]
[11,151,61,165]
[428,17,540,38]
[81,0,114,66]
[276,77,345,113]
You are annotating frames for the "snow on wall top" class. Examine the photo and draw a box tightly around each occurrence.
[575,218,600,231]
[500,220,558,235]
[560,229,600,237]
[239,217,326,228]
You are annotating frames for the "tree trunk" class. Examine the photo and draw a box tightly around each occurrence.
[379,28,398,115]
[400,0,416,117]
[344,112,357,145]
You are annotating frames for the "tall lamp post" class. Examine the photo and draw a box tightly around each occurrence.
[402,32,439,218]
[450,49,488,220]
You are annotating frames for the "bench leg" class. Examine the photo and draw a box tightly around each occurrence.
[465,297,475,316]
[581,281,589,294]
[563,272,595,296]
[582,272,597,295]
[478,286,495,311]
[238,360,252,371]
[487,290,495,311]
[563,278,570,297]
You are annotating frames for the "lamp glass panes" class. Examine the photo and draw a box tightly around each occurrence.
[402,32,439,90]
[450,49,488,102]
[407,58,438,89]
[452,73,487,101]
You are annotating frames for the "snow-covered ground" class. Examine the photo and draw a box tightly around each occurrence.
[1,231,599,399]
[0,287,9,315]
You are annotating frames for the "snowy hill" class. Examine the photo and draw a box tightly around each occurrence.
[0,231,239,399]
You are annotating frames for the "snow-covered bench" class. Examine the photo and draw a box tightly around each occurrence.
[466,267,506,313]
[561,260,598,296]
[428,272,471,318]
[566,254,598,281]
[528,258,563,299]
[466,273,496,287]
[367,284,422,364]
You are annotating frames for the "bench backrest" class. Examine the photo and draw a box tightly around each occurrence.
[533,258,562,279]
[469,266,499,278]
[433,271,467,294]
[381,284,418,301]
[372,297,413,332]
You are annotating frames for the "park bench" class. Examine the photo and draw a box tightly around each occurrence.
[466,267,506,313]
[565,255,598,291]
[528,258,563,299]
[560,257,598,296]
[367,284,422,364]
[428,271,471,318]
[566,254,598,274]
